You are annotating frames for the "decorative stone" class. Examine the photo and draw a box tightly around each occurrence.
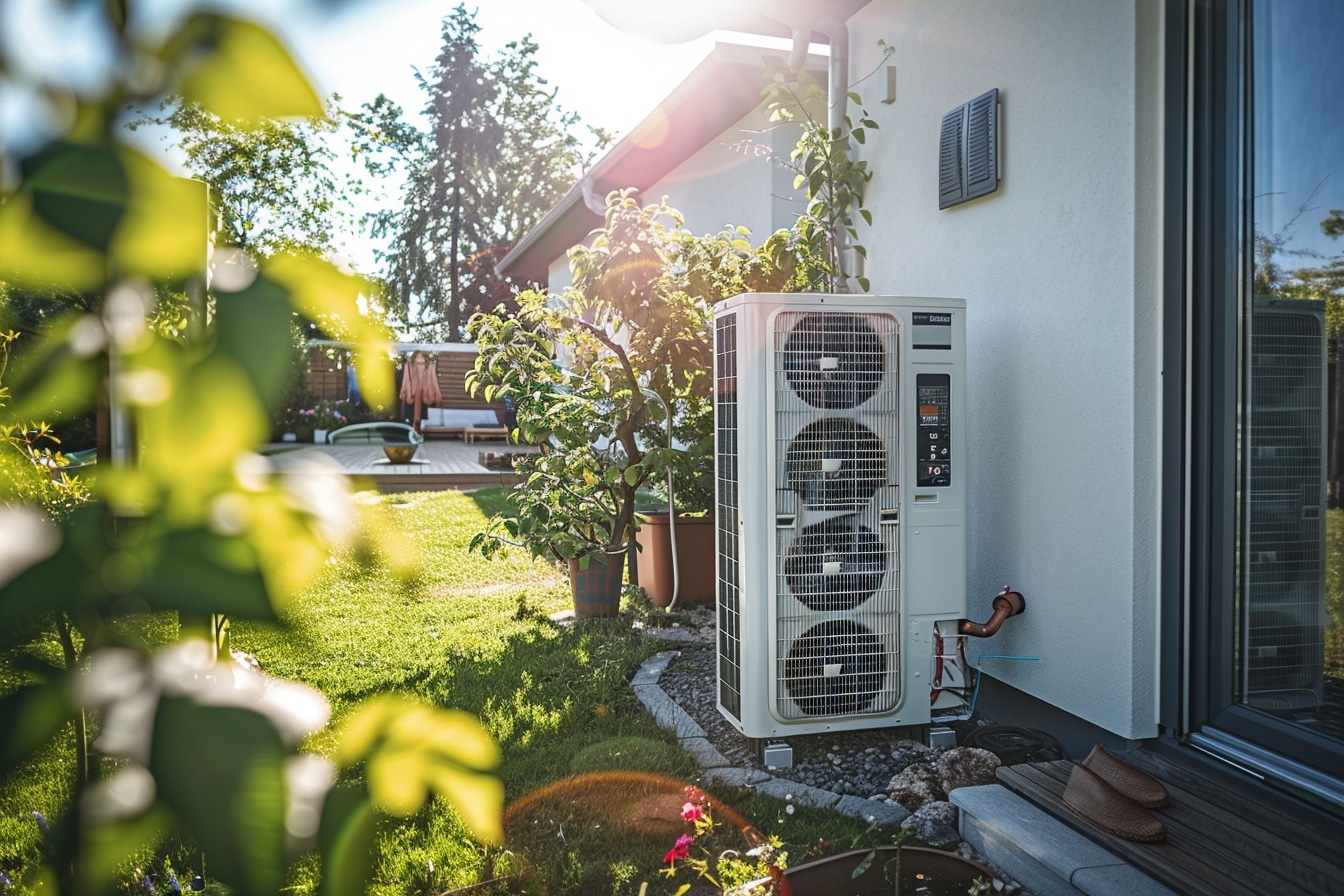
[901,800,961,850]
[888,762,946,811]
[935,746,1002,794]
[887,739,935,775]
[835,794,910,826]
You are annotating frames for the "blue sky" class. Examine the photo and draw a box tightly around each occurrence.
[1253,0,1344,269]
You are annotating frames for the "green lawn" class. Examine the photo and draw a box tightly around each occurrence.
[1327,509,1344,669]
[2,487,887,895]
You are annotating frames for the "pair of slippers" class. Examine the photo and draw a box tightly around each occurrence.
[1061,745,1171,843]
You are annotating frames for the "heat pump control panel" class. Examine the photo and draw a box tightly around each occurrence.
[916,373,952,487]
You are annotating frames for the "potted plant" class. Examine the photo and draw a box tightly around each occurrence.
[467,286,651,618]
[632,392,717,607]
[469,192,729,616]
[781,845,1007,896]
[660,785,1010,896]
[468,180,862,614]
[568,191,860,608]
[614,206,826,606]
[308,399,345,443]
[567,193,717,607]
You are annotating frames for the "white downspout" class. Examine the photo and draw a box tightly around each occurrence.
[824,20,850,291]
[787,19,852,290]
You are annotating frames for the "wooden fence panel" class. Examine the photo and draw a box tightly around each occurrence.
[305,348,493,410]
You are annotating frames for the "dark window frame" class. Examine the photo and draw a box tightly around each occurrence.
[1163,0,1344,792]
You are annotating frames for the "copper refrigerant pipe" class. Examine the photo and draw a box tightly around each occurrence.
[959,586,1026,638]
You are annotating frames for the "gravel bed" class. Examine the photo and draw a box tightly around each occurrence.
[642,608,1036,892]
[642,608,1016,803]
[656,639,936,803]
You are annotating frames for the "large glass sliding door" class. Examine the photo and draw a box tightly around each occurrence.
[1177,0,1344,809]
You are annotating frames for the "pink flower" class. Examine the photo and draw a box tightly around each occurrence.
[681,801,704,822]
[683,784,706,804]
[663,834,693,863]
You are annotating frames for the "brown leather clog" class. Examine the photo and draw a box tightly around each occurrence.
[1062,762,1166,843]
[1081,744,1171,808]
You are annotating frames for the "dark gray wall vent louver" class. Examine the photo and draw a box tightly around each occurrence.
[939,88,1000,209]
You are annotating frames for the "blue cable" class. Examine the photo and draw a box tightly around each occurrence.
[968,654,1040,719]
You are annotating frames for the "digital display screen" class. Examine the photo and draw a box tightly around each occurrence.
[916,373,952,487]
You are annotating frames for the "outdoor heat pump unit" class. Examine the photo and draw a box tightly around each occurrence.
[1243,298,1327,714]
[714,294,968,739]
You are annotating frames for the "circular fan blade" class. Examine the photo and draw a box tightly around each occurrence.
[785,418,886,508]
[782,312,886,410]
[784,517,887,611]
[783,620,887,717]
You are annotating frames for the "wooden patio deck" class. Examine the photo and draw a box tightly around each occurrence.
[265,439,534,493]
[996,749,1344,895]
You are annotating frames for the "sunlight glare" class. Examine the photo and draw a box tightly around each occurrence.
[85,763,157,823]
[0,506,59,588]
[581,0,741,44]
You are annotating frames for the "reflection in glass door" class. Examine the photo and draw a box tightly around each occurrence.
[1243,0,1344,756]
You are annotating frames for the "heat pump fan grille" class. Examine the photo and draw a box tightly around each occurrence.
[1245,607,1324,695]
[785,418,886,509]
[716,313,743,721]
[1244,300,1325,711]
[782,620,888,717]
[783,517,887,612]
[782,312,886,409]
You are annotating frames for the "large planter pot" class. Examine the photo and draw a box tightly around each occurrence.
[634,512,716,606]
[782,846,999,896]
[568,552,625,618]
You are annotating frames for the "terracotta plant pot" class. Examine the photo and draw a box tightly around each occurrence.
[568,552,625,618]
[634,512,716,606]
[782,846,999,896]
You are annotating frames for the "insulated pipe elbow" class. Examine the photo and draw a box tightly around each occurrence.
[960,586,1026,638]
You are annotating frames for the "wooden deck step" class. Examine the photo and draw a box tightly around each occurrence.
[996,752,1344,896]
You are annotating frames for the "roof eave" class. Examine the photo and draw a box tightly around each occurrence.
[497,42,828,283]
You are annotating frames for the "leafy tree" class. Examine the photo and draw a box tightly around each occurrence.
[128,95,384,433]
[1291,208,1344,302]
[1256,197,1344,348]
[128,98,356,260]
[357,5,606,341]
[468,190,827,567]
[0,5,502,895]
[0,330,90,519]
[0,283,98,338]
[762,54,892,294]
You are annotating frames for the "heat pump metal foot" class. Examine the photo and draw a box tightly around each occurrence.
[752,739,794,769]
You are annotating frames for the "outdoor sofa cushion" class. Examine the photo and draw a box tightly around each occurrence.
[421,408,503,437]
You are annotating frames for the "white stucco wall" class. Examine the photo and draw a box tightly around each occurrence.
[847,0,1165,739]
[647,108,807,242]
[547,254,573,293]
